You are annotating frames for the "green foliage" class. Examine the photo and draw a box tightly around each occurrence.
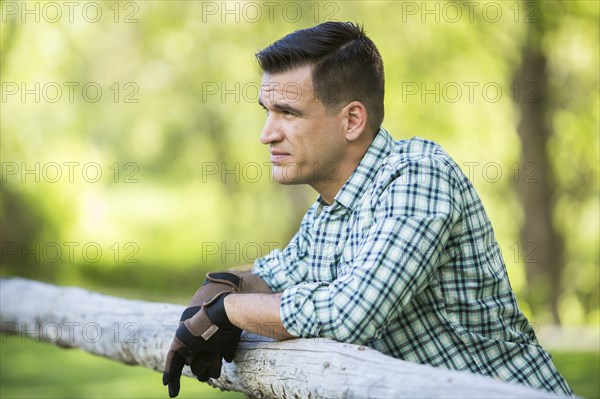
[0,0,597,324]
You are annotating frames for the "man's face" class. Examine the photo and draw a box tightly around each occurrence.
[259,65,347,189]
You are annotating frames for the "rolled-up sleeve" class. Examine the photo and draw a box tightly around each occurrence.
[280,158,462,343]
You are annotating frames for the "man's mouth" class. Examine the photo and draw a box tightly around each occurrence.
[270,151,290,164]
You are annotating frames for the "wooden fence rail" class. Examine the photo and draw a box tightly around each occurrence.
[0,277,566,398]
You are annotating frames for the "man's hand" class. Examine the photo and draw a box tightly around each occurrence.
[162,272,242,398]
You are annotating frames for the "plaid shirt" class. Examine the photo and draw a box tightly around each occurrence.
[253,128,573,395]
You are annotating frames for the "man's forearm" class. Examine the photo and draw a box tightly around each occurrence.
[219,269,295,339]
[223,292,296,340]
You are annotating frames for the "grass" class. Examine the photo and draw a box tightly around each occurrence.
[1,335,598,398]
[551,351,600,399]
[0,336,243,399]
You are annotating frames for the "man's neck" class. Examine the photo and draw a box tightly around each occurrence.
[311,143,372,206]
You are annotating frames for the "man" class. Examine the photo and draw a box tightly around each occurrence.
[163,21,573,397]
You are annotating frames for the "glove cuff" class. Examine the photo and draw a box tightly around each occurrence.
[180,306,201,322]
[175,322,195,344]
[205,292,235,331]
[203,271,241,290]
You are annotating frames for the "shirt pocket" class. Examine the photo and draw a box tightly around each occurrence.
[306,224,351,283]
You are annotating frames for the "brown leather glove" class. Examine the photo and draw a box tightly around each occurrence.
[162,272,242,398]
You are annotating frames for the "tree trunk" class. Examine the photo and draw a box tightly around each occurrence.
[0,278,564,399]
[512,1,563,324]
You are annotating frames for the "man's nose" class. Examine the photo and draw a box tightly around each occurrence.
[260,115,283,145]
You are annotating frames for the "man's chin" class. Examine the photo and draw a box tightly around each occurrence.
[272,173,300,185]
[272,165,303,185]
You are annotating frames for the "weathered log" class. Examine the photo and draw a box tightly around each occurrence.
[0,277,567,398]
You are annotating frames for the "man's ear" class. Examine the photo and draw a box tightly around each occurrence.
[343,101,368,142]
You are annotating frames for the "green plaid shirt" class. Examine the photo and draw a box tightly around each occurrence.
[253,128,573,395]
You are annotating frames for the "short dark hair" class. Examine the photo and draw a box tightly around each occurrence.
[256,21,385,135]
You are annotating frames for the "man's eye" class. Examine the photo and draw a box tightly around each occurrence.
[282,110,294,116]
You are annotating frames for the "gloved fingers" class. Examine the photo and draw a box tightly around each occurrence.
[222,328,242,363]
[162,343,178,384]
[189,352,211,378]
[164,335,185,372]
[163,350,173,385]
[208,353,223,380]
[190,352,220,382]
[163,351,186,398]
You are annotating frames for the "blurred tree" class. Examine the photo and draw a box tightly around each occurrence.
[512,0,599,324]
[512,0,563,323]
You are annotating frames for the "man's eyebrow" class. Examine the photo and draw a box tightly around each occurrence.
[258,99,303,115]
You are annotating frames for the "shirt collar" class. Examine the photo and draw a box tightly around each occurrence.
[319,127,393,213]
